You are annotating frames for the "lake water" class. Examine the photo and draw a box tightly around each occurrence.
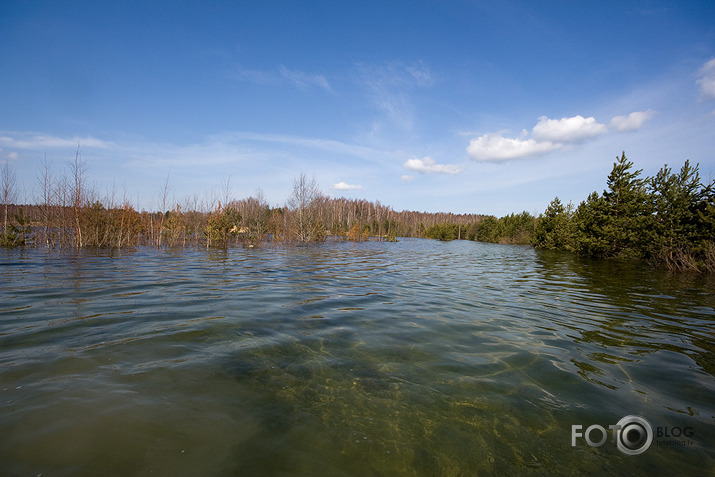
[1,239,713,476]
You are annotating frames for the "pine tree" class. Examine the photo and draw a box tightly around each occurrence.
[534,197,575,251]
[649,160,701,267]
[575,152,651,258]
[604,152,652,256]
[574,191,609,256]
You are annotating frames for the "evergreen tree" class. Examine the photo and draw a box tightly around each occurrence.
[575,152,651,258]
[573,191,609,256]
[696,181,715,272]
[474,216,500,243]
[499,211,536,244]
[425,223,459,241]
[649,160,702,268]
[603,152,652,256]
[534,197,575,251]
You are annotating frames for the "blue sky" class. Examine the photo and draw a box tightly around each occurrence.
[1,1,714,216]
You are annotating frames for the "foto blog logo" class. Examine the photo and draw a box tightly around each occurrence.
[571,415,653,456]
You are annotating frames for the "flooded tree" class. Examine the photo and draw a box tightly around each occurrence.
[1,162,25,247]
[69,143,87,247]
[232,190,271,246]
[287,173,325,242]
[35,156,53,248]
[533,197,575,252]
[1,162,16,239]
[649,160,715,271]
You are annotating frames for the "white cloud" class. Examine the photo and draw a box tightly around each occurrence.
[696,58,715,101]
[403,156,462,174]
[6,151,18,160]
[532,115,607,143]
[609,110,657,132]
[401,175,415,182]
[333,181,362,191]
[467,134,558,161]
[467,111,657,162]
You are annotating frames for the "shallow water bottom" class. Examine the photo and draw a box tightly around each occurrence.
[1,241,714,475]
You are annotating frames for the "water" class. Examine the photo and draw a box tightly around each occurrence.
[1,239,713,476]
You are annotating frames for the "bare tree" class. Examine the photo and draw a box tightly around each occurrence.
[36,155,53,248]
[69,143,87,247]
[56,170,73,248]
[220,176,233,208]
[233,189,270,246]
[157,168,172,247]
[2,161,17,235]
[287,173,325,242]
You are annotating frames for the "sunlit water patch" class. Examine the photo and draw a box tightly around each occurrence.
[1,240,713,475]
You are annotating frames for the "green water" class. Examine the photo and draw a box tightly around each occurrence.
[1,240,713,476]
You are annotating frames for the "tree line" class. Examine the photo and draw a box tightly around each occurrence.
[0,151,485,249]
[2,150,713,272]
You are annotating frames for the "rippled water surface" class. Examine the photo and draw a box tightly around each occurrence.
[1,240,714,476]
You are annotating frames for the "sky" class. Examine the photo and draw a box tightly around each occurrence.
[1,0,714,216]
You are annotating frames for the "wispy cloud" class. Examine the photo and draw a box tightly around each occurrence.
[467,111,655,162]
[357,61,433,89]
[232,69,277,85]
[356,61,433,132]
[0,134,113,150]
[696,58,715,101]
[405,62,434,87]
[404,156,462,174]
[232,65,331,91]
[278,65,331,91]
[333,181,362,191]
[1,130,392,171]
[232,131,388,164]
[374,93,410,122]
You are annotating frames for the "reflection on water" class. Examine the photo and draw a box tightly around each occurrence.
[0,240,713,475]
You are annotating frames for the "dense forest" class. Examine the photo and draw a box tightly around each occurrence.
[2,152,713,272]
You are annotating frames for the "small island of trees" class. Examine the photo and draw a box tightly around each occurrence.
[2,150,713,272]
